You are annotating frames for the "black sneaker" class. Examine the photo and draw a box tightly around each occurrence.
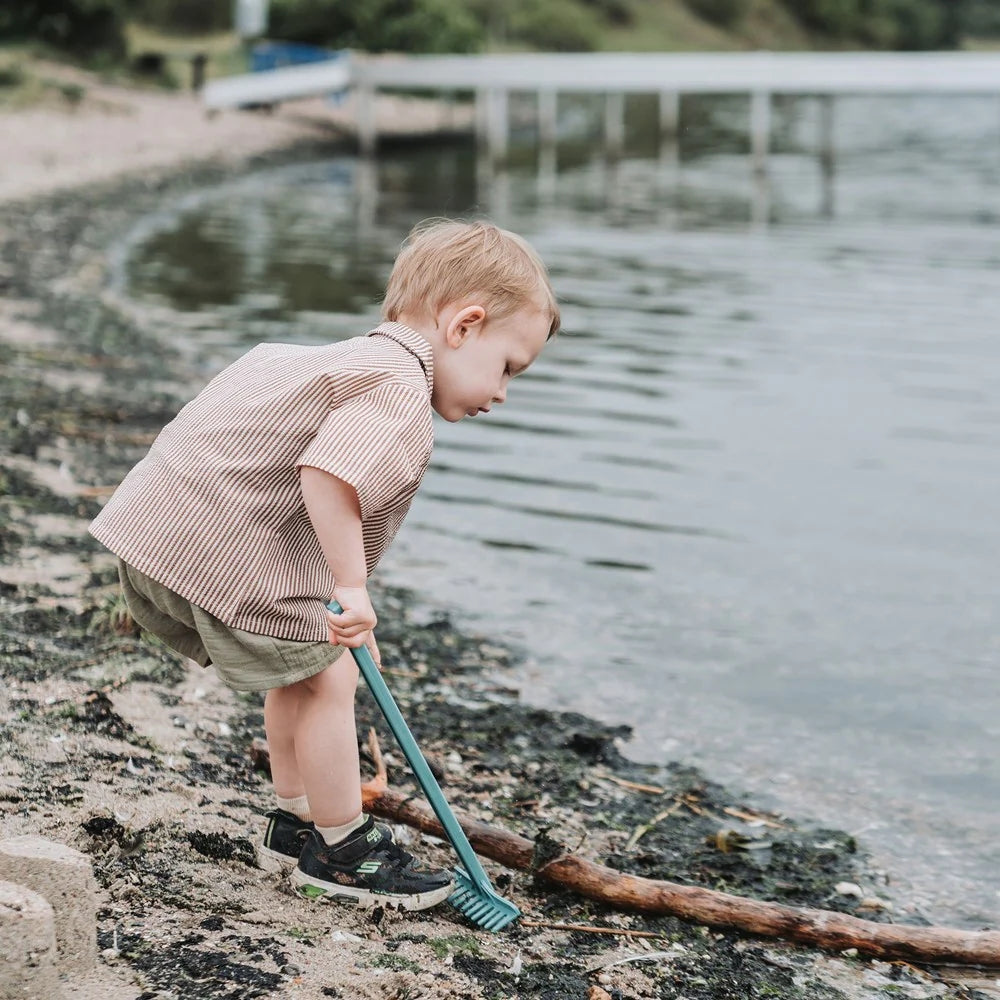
[257,809,313,870]
[291,815,453,911]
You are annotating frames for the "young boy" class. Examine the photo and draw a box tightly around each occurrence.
[89,219,559,912]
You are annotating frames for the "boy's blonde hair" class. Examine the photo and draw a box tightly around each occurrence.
[382,219,560,338]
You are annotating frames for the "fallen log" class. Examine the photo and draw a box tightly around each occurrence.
[361,783,1000,967]
[251,737,1000,966]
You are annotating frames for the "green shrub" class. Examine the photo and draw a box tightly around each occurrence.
[0,0,128,60]
[0,63,26,88]
[882,0,948,48]
[683,0,752,29]
[580,0,634,26]
[506,0,604,51]
[963,0,1000,36]
[775,0,959,48]
[269,0,484,52]
[129,0,231,34]
[781,0,862,37]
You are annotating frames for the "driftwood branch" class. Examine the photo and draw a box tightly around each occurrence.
[360,783,1000,966]
[253,737,1000,966]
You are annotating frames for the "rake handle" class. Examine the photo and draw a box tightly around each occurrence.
[329,601,493,890]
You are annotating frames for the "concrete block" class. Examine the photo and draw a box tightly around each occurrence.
[0,838,96,975]
[0,880,59,1000]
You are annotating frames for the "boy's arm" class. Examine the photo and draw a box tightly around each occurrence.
[299,465,379,658]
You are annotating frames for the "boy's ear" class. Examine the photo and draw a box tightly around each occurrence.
[445,304,486,347]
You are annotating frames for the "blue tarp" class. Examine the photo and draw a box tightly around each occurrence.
[250,43,344,73]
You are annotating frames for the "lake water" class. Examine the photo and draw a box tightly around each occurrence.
[116,93,1000,927]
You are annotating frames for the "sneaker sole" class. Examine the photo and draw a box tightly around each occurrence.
[257,844,299,872]
[289,867,453,912]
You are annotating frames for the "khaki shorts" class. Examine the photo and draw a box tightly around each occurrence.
[117,559,341,692]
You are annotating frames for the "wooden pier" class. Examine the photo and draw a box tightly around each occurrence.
[355,51,1000,165]
[205,50,1000,171]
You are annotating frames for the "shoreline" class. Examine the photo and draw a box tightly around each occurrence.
[0,57,473,207]
[1,96,999,1000]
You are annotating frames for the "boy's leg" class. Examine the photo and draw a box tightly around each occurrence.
[278,648,363,828]
[279,653,453,910]
[259,648,360,868]
[262,683,312,828]
[263,683,307,804]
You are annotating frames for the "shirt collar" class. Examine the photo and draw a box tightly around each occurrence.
[367,321,434,395]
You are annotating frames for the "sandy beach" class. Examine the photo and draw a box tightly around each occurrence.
[0,58,471,205]
[2,62,999,1000]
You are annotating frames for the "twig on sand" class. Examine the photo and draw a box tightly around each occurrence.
[600,774,665,795]
[520,919,661,939]
[722,806,790,830]
[624,801,684,851]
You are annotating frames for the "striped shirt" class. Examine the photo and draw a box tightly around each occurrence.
[89,322,434,642]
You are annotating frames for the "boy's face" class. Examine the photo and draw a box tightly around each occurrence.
[432,302,550,423]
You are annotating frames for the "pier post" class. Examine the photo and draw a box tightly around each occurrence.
[355,156,377,247]
[818,94,836,217]
[657,97,680,226]
[356,82,376,157]
[751,170,771,231]
[659,90,680,137]
[605,91,626,159]
[537,89,559,207]
[750,90,771,175]
[475,88,489,146]
[538,88,558,146]
[658,91,680,190]
[537,142,557,211]
[486,87,509,162]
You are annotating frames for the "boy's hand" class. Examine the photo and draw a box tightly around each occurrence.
[328,585,378,654]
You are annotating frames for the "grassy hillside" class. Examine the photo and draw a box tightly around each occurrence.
[1,0,997,104]
[601,0,816,52]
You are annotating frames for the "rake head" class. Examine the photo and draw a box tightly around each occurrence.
[448,867,521,932]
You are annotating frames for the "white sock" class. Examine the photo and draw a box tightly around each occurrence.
[276,794,311,821]
[315,812,367,846]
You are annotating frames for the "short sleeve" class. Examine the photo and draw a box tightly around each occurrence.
[295,382,431,519]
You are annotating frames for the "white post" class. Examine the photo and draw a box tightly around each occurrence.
[355,156,377,247]
[751,170,770,231]
[538,141,557,211]
[487,88,509,163]
[606,158,624,224]
[492,168,511,225]
[537,88,558,209]
[234,0,269,38]
[659,90,680,136]
[356,82,376,157]
[605,91,625,159]
[475,88,489,146]
[750,90,771,176]
[538,88,558,146]
[818,94,835,217]
[658,92,680,186]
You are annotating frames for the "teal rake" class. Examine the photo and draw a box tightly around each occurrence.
[329,601,520,931]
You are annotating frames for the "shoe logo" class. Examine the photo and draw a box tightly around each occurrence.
[357,861,381,875]
[366,828,381,845]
